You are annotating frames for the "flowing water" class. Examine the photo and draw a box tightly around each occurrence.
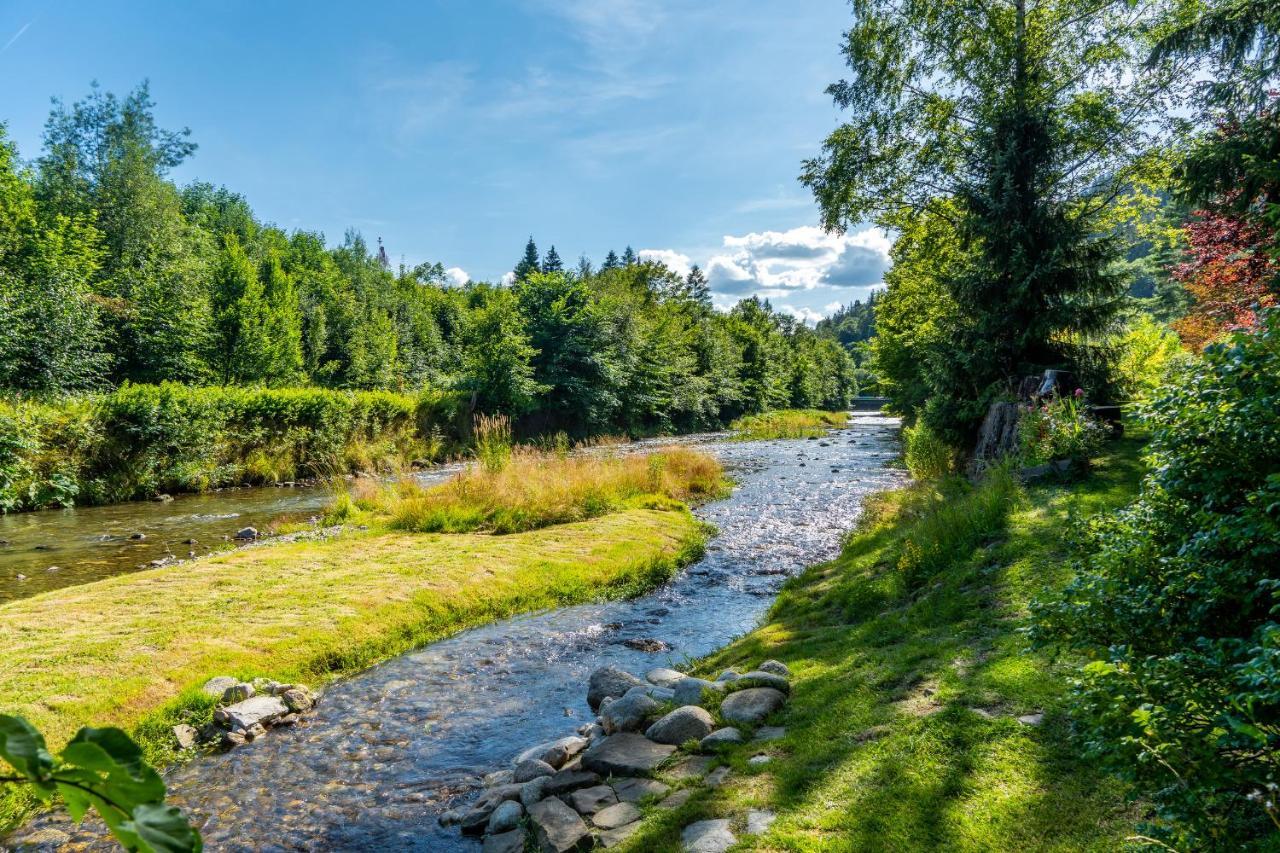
[5,414,902,852]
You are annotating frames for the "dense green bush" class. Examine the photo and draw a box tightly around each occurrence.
[0,384,457,511]
[1031,312,1280,848]
[901,421,958,480]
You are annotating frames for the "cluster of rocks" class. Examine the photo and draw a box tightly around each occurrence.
[171,676,319,752]
[446,659,793,852]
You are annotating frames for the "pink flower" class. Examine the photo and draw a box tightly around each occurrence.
[1074,388,1084,398]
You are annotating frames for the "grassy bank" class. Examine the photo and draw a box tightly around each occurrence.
[729,409,849,441]
[618,434,1149,851]
[338,445,726,534]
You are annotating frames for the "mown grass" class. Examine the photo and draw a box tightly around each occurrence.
[332,445,727,534]
[617,433,1150,851]
[0,507,708,834]
[729,410,849,441]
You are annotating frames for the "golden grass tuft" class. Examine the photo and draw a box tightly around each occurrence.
[729,409,849,441]
[347,445,726,534]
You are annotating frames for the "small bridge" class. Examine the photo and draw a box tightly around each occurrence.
[849,397,890,412]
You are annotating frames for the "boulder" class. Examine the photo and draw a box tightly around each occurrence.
[516,736,588,767]
[521,775,552,807]
[483,829,526,853]
[221,682,254,704]
[215,695,289,731]
[672,677,725,707]
[528,797,592,852]
[600,688,658,734]
[592,801,640,830]
[514,759,556,783]
[484,769,515,788]
[645,706,714,745]
[646,667,685,687]
[681,819,736,853]
[641,685,675,702]
[567,784,617,815]
[172,724,199,750]
[715,669,740,682]
[487,800,524,834]
[733,671,791,693]
[281,686,317,713]
[581,733,676,777]
[611,776,670,803]
[201,676,239,698]
[699,728,743,750]
[233,526,258,540]
[758,660,791,677]
[587,666,644,711]
[719,687,786,725]
[543,768,602,796]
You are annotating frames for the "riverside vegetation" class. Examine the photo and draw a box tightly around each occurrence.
[0,441,725,840]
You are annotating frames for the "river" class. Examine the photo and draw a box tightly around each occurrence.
[5,414,901,852]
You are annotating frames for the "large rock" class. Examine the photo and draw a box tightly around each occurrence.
[645,706,714,745]
[487,800,524,834]
[719,688,786,725]
[543,768,602,796]
[483,830,525,853]
[528,797,592,852]
[566,784,617,815]
[587,666,644,711]
[672,677,724,707]
[646,667,685,687]
[201,676,239,698]
[521,775,551,807]
[514,759,556,783]
[459,785,524,835]
[682,819,736,852]
[593,801,641,830]
[758,660,791,677]
[600,687,658,734]
[733,671,791,694]
[699,727,743,749]
[214,695,289,731]
[221,682,254,704]
[611,777,670,803]
[516,735,588,767]
[581,733,676,777]
[172,724,199,750]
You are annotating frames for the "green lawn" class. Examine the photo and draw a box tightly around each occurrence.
[617,434,1149,851]
[0,505,706,833]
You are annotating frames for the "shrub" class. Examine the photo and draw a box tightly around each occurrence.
[1015,394,1108,466]
[1114,314,1191,402]
[901,421,957,480]
[1030,311,1280,848]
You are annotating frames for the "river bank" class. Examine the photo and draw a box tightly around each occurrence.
[597,431,1150,850]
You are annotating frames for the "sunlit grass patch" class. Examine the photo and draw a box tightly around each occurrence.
[336,445,727,534]
[729,409,849,441]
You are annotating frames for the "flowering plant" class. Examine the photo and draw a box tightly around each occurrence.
[1016,391,1107,465]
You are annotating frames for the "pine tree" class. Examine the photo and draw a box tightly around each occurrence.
[685,265,711,308]
[601,250,621,271]
[621,245,637,266]
[542,245,563,273]
[513,236,540,281]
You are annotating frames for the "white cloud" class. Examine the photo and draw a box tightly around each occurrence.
[778,304,826,325]
[638,249,693,277]
[701,225,891,296]
[500,271,517,286]
[445,267,470,286]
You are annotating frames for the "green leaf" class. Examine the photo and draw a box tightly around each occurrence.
[0,714,54,781]
[129,803,204,853]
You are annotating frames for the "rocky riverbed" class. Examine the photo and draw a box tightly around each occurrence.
[6,414,901,851]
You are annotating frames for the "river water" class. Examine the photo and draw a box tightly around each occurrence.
[5,414,901,852]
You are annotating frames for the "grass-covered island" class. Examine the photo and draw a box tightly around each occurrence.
[0,444,725,832]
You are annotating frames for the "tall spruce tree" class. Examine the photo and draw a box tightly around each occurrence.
[621,245,637,266]
[513,236,540,281]
[601,249,621,271]
[541,245,563,273]
[685,265,711,308]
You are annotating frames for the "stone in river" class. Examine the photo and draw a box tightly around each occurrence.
[682,818,736,852]
[215,695,288,730]
[233,526,258,540]
[543,768,602,796]
[201,676,238,698]
[528,797,592,852]
[645,706,714,745]
[600,688,658,734]
[611,776,670,803]
[567,784,617,815]
[733,671,791,693]
[521,775,551,807]
[672,677,725,707]
[516,735,588,767]
[587,665,644,711]
[699,728,743,750]
[622,637,669,652]
[758,659,792,677]
[581,733,676,777]
[281,686,317,712]
[719,688,786,725]
[484,769,515,788]
[514,758,556,783]
[593,801,641,830]
[483,829,526,853]
[487,800,524,834]
[646,667,685,687]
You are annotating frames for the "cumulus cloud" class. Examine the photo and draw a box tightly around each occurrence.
[701,225,890,297]
[777,304,826,325]
[638,248,693,277]
[444,266,470,286]
[500,271,517,286]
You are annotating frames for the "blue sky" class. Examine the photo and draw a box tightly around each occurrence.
[1,0,889,322]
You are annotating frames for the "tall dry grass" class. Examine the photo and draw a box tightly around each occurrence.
[343,445,725,534]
